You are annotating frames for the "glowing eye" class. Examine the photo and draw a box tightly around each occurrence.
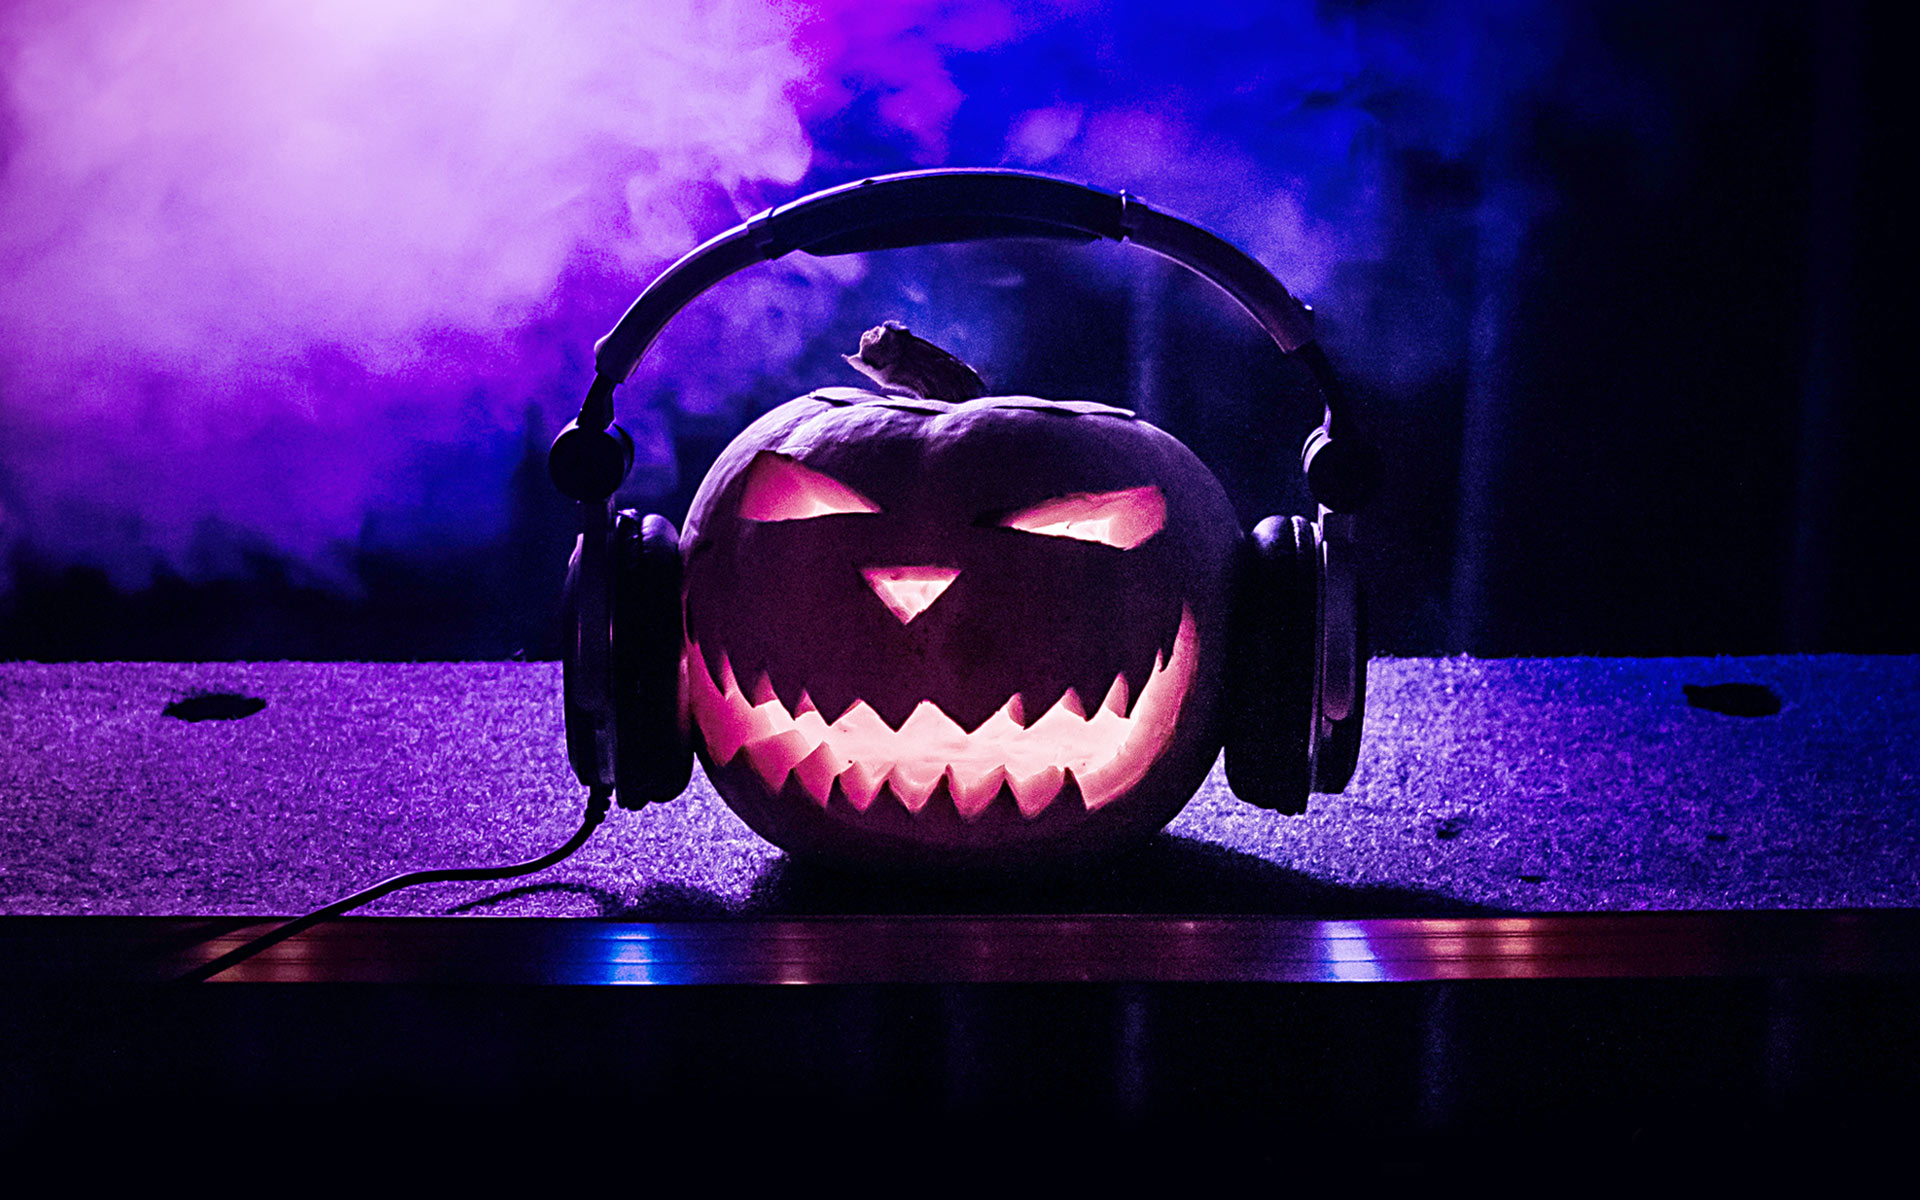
[998,485,1165,549]
[738,451,880,521]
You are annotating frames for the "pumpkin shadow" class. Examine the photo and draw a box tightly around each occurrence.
[736,833,1494,917]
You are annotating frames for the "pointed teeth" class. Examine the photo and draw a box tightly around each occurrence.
[1008,766,1065,817]
[948,765,1007,820]
[838,761,887,813]
[693,650,748,765]
[772,673,813,717]
[1064,768,1091,811]
[887,764,942,813]
[748,671,778,708]
[685,606,1199,826]
[967,695,1027,741]
[792,741,849,808]
[898,700,961,743]
[807,681,861,729]
[998,694,1025,728]
[744,730,813,791]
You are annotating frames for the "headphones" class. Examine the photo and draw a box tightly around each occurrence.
[548,169,1375,823]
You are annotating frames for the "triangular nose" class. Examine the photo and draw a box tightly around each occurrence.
[863,566,959,624]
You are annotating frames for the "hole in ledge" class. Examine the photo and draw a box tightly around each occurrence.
[1683,682,1781,718]
[163,692,267,722]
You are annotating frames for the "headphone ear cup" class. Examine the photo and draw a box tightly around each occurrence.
[561,506,616,788]
[1224,515,1318,813]
[1309,514,1367,793]
[611,511,693,809]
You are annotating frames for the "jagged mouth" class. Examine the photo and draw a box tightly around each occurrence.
[686,608,1198,820]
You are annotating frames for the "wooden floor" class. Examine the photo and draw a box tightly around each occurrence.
[5,909,1920,984]
[5,911,1918,1169]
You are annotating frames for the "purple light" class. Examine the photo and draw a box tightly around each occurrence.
[0,0,1591,597]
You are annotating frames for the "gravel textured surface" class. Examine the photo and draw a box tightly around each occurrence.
[2,657,1915,916]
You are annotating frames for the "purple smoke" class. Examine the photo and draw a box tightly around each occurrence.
[0,0,1611,597]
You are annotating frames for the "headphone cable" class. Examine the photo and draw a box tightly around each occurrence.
[177,785,614,983]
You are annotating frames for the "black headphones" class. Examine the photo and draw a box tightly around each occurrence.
[548,169,1374,822]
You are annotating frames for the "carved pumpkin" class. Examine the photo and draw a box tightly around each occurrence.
[681,386,1241,867]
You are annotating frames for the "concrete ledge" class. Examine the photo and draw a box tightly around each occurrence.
[3,656,1917,915]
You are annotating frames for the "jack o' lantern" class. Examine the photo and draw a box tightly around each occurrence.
[680,343,1241,867]
[551,170,1374,875]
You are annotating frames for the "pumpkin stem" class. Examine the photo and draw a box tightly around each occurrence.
[843,321,987,402]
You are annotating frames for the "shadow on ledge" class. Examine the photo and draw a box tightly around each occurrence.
[593,833,1492,918]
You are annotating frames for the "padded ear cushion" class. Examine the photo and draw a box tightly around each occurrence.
[1224,514,1318,814]
[1309,515,1367,794]
[611,511,694,809]
[561,509,616,788]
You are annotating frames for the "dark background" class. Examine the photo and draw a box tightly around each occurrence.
[1,1,1908,662]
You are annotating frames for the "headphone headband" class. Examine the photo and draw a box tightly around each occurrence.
[590,169,1318,389]
[555,168,1373,512]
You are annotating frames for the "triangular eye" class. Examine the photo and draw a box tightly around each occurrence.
[738,451,880,521]
[998,485,1165,549]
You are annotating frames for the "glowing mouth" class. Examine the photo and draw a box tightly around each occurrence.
[687,608,1198,820]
